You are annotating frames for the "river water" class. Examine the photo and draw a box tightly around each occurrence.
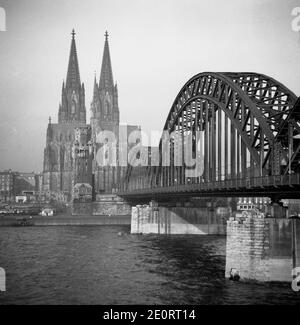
[0,225,299,305]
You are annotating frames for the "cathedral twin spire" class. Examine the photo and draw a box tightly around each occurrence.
[58,29,118,125]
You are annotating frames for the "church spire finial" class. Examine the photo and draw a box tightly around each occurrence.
[105,30,109,41]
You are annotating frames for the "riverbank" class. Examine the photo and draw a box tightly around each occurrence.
[0,214,131,226]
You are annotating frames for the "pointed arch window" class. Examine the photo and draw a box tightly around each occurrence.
[71,91,78,115]
[71,100,76,114]
[104,92,111,115]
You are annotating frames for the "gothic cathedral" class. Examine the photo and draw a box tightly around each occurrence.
[43,30,138,202]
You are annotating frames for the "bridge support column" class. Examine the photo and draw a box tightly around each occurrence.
[226,213,300,282]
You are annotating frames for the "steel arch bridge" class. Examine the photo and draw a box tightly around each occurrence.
[118,72,300,200]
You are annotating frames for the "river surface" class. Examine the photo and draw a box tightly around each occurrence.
[0,225,299,305]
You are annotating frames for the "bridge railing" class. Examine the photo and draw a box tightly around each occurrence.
[117,171,300,195]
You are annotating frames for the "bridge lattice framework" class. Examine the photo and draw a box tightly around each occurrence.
[118,72,300,200]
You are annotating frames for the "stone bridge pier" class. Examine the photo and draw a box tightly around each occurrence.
[226,213,300,282]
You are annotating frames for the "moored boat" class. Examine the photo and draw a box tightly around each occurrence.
[39,208,54,217]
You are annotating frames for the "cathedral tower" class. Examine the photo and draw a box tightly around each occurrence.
[43,30,87,198]
[91,32,120,194]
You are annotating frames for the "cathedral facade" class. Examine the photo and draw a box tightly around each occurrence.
[43,30,139,201]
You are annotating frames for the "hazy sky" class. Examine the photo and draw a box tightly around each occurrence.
[0,0,300,172]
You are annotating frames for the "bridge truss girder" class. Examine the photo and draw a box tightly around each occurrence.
[121,72,300,197]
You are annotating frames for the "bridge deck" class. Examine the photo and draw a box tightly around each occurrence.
[118,174,300,199]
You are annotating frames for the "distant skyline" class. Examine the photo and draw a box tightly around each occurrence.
[1,0,300,172]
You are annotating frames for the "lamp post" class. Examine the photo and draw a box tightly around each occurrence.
[290,211,299,279]
[288,122,293,176]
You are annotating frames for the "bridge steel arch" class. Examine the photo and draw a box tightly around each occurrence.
[121,72,300,197]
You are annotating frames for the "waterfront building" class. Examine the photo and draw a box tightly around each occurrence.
[0,170,14,203]
[0,170,43,204]
[237,197,271,211]
[14,172,36,195]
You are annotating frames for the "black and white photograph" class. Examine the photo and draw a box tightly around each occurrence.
[0,0,300,310]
